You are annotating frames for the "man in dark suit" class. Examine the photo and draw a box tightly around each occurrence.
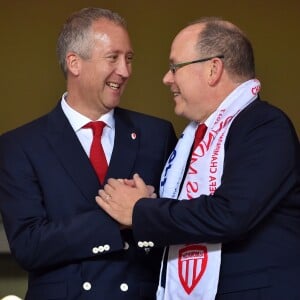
[96,17,300,299]
[0,8,177,300]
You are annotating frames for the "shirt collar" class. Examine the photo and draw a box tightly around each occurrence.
[61,92,115,132]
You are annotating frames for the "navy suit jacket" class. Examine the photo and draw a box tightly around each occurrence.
[132,99,300,299]
[0,103,177,300]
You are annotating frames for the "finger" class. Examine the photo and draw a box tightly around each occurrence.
[96,195,111,212]
[124,178,135,187]
[133,173,146,185]
[97,189,104,196]
[107,178,123,189]
[103,183,115,196]
[151,192,157,199]
[147,185,155,196]
[98,190,110,202]
[133,173,146,188]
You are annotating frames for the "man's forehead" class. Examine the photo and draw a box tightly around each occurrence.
[170,25,201,57]
[175,23,203,41]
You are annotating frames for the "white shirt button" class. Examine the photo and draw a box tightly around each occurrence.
[123,242,129,250]
[98,246,104,252]
[92,247,99,254]
[83,281,92,291]
[137,241,144,248]
[120,283,129,292]
[103,244,110,251]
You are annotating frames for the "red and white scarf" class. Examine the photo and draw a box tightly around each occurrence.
[157,79,261,300]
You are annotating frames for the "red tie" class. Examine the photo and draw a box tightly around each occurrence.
[192,123,207,152]
[83,121,108,184]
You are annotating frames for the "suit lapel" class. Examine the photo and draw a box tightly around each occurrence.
[45,104,100,200]
[44,105,139,197]
[106,108,139,180]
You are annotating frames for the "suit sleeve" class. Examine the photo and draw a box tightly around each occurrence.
[132,105,300,246]
[0,133,124,272]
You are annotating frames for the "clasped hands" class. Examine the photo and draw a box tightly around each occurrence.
[95,173,156,227]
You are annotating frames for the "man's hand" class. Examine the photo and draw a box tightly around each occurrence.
[96,174,155,226]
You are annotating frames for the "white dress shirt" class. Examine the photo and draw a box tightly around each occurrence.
[60,92,115,163]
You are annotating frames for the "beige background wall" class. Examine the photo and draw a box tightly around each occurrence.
[0,0,299,298]
[1,0,300,136]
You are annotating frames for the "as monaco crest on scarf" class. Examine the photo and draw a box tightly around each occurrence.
[178,245,208,294]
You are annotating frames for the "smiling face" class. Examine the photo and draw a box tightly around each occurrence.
[66,19,133,119]
[163,24,217,123]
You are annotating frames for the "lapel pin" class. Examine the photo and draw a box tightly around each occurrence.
[131,132,137,140]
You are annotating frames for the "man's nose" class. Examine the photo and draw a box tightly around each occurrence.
[116,59,131,78]
[163,69,174,86]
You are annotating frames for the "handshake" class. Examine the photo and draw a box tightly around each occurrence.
[96,173,156,226]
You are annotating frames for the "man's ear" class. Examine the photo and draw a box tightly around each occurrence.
[66,52,81,76]
[208,57,224,85]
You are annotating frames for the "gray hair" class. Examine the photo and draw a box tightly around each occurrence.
[56,7,127,77]
[190,17,255,81]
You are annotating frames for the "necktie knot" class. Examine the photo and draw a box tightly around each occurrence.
[83,121,106,137]
[192,123,207,152]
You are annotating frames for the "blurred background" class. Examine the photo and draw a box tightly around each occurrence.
[0,0,299,297]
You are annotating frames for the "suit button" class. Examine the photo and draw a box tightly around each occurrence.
[120,283,128,292]
[137,241,143,247]
[98,246,104,252]
[148,241,154,247]
[0,297,23,300]
[92,247,99,254]
[143,241,149,247]
[103,244,110,251]
[123,242,129,250]
[83,281,92,291]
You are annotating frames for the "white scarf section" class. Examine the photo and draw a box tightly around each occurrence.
[157,79,261,300]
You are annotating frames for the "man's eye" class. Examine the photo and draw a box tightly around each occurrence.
[126,56,133,63]
[107,55,118,62]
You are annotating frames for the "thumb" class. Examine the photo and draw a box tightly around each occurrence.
[133,173,146,189]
